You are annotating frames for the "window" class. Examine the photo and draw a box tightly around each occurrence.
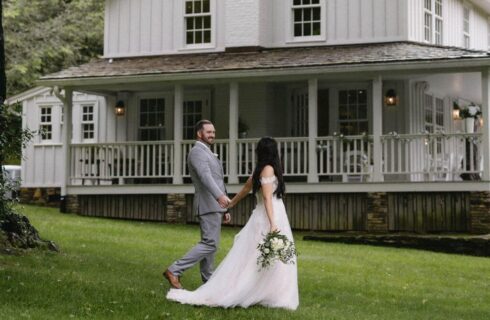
[185,0,211,45]
[338,90,368,136]
[183,100,203,140]
[139,98,166,141]
[40,106,52,141]
[292,0,322,38]
[488,17,490,51]
[463,6,470,49]
[424,0,443,45]
[290,91,308,137]
[81,105,95,140]
[424,94,445,153]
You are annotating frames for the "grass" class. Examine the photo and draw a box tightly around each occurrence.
[0,205,489,320]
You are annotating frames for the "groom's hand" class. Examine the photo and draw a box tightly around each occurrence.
[217,195,230,208]
[223,212,231,224]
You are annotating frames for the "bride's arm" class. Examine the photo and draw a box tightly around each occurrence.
[260,166,278,232]
[228,176,253,208]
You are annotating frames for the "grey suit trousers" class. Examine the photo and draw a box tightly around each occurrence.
[168,212,223,283]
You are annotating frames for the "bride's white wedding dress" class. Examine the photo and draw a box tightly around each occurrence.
[166,176,299,310]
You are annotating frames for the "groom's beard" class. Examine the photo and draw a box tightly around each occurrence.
[200,136,215,146]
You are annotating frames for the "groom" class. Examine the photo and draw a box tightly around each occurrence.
[164,120,231,289]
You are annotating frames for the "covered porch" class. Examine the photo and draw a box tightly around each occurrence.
[36,42,490,196]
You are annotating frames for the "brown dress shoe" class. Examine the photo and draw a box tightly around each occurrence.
[163,269,182,289]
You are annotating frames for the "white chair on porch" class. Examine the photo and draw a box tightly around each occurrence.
[342,150,372,182]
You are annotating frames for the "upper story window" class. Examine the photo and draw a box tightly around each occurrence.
[185,0,211,46]
[40,106,52,141]
[291,0,324,40]
[424,0,443,45]
[463,5,471,49]
[81,105,95,141]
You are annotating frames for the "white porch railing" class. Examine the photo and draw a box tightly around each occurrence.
[237,137,309,177]
[381,132,483,181]
[69,133,483,184]
[316,135,374,182]
[71,141,174,183]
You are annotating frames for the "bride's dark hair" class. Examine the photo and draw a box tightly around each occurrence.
[252,137,285,198]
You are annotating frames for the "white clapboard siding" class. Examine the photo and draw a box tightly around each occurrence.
[20,89,110,188]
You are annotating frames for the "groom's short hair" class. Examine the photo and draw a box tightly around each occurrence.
[195,119,213,135]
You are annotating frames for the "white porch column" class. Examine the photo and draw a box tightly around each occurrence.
[482,68,490,181]
[372,76,384,182]
[61,88,73,197]
[173,84,183,184]
[308,78,319,183]
[228,82,239,184]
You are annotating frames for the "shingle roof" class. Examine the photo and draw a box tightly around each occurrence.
[41,42,490,81]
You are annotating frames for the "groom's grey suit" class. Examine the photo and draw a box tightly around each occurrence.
[168,141,227,283]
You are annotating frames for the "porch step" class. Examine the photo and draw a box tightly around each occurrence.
[303,233,490,257]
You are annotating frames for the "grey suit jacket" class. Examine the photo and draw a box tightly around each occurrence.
[187,141,227,216]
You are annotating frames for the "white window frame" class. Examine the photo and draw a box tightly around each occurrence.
[81,104,96,142]
[183,0,216,50]
[39,105,53,142]
[424,0,443,45]
[463,4,471,49]
[287,0,326,43]
[336,88,370,136]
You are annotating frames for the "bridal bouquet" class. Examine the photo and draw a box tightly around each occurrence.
[257,230,297,270]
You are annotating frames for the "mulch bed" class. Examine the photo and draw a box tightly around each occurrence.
[303,233,490,257]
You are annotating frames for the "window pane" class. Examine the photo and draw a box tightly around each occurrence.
[195,31,202,43]
[313,7,320,20]
[186,18,194,30]
[294,23,302,37]
[294,9,302,22]
[294,0,301,5]
[203,0,210,12]
[312,0,319,3]
[204,15,211,29]
[312,22,320,35]
[186,31,193,44]
[204,30,211,43]
[304,23,311,36]
[196,16,202,29]
[194,0,201,13]
[304,0,311,5]
[304,8,311,21]
[185,1,193,14]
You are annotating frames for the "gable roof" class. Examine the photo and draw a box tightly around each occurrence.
[39,42,490,86]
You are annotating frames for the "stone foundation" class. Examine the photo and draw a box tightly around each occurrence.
[166,193,187,223]
[19,188,61,208]
[64,195,80,214]
[469,191,490,234]
[366,192,388,232]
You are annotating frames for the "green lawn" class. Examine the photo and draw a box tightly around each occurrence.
[1,205,489,320]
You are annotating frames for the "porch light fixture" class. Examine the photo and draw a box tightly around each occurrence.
[384,89,398,106]
[115,100,125,116]
[452,104,461,120]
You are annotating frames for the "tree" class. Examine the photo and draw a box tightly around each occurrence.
[3,0,104,96]
[1,0,57,253]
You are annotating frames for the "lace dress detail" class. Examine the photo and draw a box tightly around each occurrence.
[166,175,298,310]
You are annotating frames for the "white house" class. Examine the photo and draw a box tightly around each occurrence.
[15,0,490,233]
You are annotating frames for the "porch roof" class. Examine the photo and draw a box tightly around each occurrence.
[39,41,490,85]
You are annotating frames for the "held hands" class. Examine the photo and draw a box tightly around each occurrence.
[218,195,231,209]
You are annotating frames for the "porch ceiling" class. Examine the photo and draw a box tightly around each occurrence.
[38,41,490,87]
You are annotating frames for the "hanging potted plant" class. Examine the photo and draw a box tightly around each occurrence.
[459,104,481,133]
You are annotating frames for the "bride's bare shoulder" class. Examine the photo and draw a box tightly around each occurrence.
[260,165,274,177]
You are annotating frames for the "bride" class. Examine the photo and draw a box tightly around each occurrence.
[166,137,299,310]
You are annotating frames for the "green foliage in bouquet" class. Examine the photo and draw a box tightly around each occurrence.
[257,230,297,270]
